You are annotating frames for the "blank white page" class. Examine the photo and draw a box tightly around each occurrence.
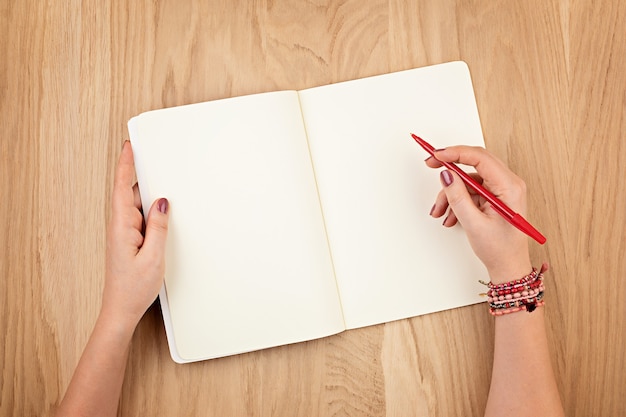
[298,62,487,329]
[129,91,344,362]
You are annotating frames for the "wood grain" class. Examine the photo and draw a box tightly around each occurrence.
[1,0,624,416]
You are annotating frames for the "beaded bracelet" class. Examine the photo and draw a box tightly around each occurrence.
[479,263,548,316]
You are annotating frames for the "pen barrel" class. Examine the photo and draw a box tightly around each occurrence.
[510,214,547,245]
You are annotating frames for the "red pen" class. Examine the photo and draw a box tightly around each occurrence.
[411,134,546,245]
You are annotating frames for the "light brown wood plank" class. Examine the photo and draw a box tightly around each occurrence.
[564,1,626,415]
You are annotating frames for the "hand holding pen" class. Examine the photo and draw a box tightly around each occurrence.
[417,138,537,284]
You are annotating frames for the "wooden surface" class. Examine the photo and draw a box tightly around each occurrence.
[1,1,624,416]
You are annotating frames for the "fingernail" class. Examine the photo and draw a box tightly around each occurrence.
[434,148,446,152]
[443,215,449,226]
[122,139,129,149]
[424,156,433,162]
[440,170,453,186]
[429,204,436,215]
[157,198,169,214]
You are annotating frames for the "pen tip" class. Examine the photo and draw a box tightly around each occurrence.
[411,134,427,146]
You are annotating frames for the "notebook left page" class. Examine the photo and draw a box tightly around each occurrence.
[128,91,345,363]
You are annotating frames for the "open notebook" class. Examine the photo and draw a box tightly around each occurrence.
[128,61,487,363]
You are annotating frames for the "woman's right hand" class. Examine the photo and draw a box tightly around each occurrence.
[425,146,533,284]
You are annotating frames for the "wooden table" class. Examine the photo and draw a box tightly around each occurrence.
[2,1,624,416]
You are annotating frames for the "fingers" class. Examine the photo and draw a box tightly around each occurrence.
[114,141,136,190]
[427,146,517,188]
[430,172,482,218]
[424,145,527,214]
[437,169,486,228]
[139,198,170,266]
[112,141,137,213]
[424,155,444,169]
[430,189,449,218]
[133,183,142,211]
[442,209,458,227]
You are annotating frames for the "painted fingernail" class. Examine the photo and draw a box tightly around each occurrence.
[440,170,453,186]
[442,215,450,226]
[424,156,433,162]
[157,198,169,214]
[429,204,436,215]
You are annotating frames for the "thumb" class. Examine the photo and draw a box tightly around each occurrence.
[141,198,170,261]
[440,170,483,227]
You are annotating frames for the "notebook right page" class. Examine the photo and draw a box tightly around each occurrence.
[298,61,488,329]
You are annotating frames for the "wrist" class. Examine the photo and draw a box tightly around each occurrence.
[483,263,547,316]
[486,258,533,285]
[98,304,141,339]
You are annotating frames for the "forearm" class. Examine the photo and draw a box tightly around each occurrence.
[55,142,170,416]
[55,311,137,417]
[485,309,564,417]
